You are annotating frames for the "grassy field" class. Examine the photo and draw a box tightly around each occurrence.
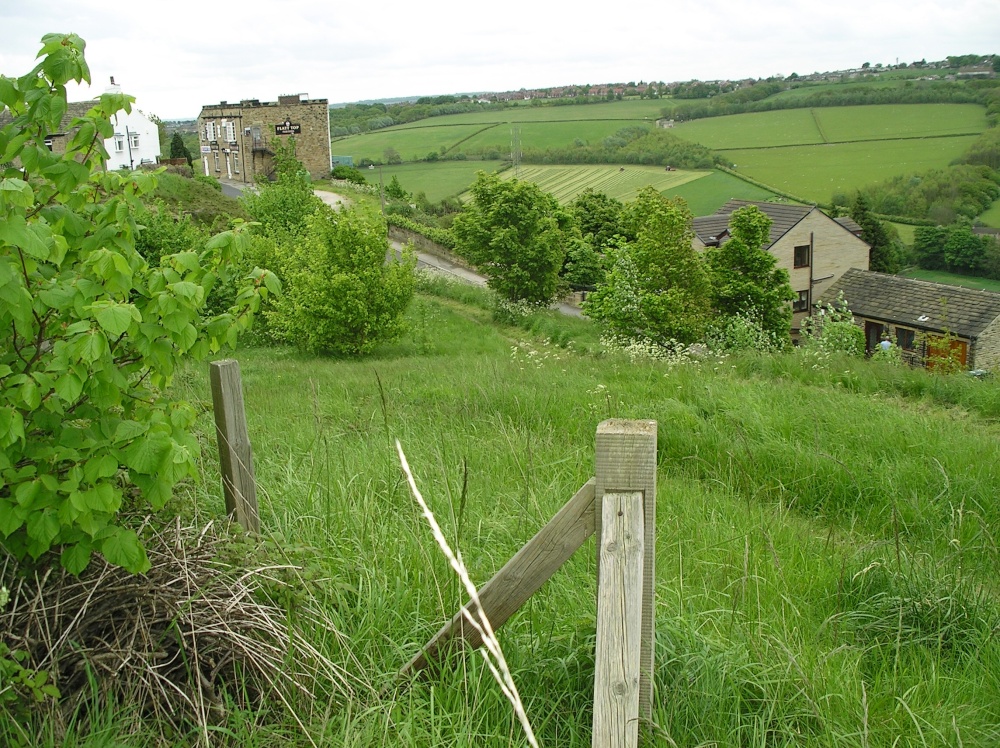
[898,267,1000,293]
[379,160,506,201]
[978,198,1000,228]
[17,276,1000,746]
[725,135,980,204]
[673,104,986,150]
[333,124,492,163]
[500,165,706,203]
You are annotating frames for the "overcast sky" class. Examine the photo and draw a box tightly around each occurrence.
[1,0,997,120]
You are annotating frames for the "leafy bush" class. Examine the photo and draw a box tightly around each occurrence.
[331,165,367,184]
[270,207,416,354]
[799,292,865,356]
[0,34,275,573]
[193,174,221,192]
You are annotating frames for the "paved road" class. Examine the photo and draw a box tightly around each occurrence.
[219,181,583,318]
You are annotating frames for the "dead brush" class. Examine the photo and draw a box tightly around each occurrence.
[0,517,360,746]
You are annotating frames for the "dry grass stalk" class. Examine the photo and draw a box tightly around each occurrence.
[396,440,539,748]
[1,517,358,746]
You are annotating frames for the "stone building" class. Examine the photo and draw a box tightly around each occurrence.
[692,200,871,335]
[818,268,1000,370]
[196,94,331,184]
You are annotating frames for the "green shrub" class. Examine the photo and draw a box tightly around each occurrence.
[193,174,221,192]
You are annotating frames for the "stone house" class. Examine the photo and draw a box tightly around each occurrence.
[692,200,871,334]
[196,94,331,184]
[817,268,1000,370]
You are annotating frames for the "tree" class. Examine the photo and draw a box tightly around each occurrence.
[452,172,570,305]
[585,187,711,345]
[569,188,628,251]
[169,131,192,166]
[0,34,275,574]
[241,140,322,239]
[850,194,903,273]
[269,206,415,354]
[705,205,794,345]
[383,147,402,165]
[385,175,407,200]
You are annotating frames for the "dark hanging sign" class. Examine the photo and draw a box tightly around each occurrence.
[275,120,301,136]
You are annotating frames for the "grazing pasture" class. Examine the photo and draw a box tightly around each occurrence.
[898,268,1000,293]
[379,161,506,202]
[725,135,980,204]
[499,165,706,203]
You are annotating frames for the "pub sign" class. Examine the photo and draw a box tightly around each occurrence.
[275,120,301,136]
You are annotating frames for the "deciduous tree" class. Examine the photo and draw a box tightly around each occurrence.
[452,172,570,305]
[585,187,711,345]
[706,205,794,345]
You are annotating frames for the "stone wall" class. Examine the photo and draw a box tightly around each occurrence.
[973,315,1000,370]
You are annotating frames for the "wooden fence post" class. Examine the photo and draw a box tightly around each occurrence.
[210,359,260,533]
[594,419,657,722]
[593,491,644,748]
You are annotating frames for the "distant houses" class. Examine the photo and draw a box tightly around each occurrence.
[196,94,331,184]
[692,200,871,335]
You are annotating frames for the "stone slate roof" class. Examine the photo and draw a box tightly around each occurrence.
[693,200,814,248]
[818,268,1000,339]
[835,216,863,234]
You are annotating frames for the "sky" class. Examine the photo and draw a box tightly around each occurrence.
[1,0,998,120]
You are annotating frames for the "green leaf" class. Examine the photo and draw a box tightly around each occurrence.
[123,433,172,474]
[93,302,139,337]
[75,329,109,363]
[0,177,33,208]
[83,455,118,483]
[100,527,149,573]
[61,541,92,574]
[113,419,148,442]
[54,372,83,403]
[0,215,49,260]
[26,509,60,548]
[0,498,26,537]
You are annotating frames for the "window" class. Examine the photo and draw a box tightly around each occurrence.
[114,135,125,152]
[233,153,240,174]
[223,121,237,143]
[793,244,810,268]
[204,122,217,141]
[896,328,916,351]
[213,151,220,172]
[130,133,140,149]
[792,289,810,312]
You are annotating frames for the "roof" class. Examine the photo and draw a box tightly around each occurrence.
[818,268,1000,339]
[693,200,813,248]
[834,216,863,234]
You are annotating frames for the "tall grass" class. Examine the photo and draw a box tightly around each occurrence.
[26,290,1000,746]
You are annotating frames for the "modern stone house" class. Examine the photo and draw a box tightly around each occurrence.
[692,200,871,334]
[818,268,1000,370]
[196,94,331,184]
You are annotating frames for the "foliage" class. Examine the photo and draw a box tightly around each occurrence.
[913,222,998,277]
[385,174,407,200]
[852,164,1000,224]
[331,164,367,184]
[193,173,221,192]
[705,311,786,353]
[384,213,457,248]
[569,188,628,250]
[850,194,904,273]
[241,140,323,238]
[0,34,274,574]
[168,132,191,166]
[561,235,607,290]
[585,187,711,345]
[269,206,416,354]
[960,127,1000,170]
[520,127,719,169]
[452,171,571,304]
[799,292,865,356]
[133,202,207,267]
[705,205,794,345]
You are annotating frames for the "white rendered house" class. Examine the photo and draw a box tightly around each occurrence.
[103,78,161,170]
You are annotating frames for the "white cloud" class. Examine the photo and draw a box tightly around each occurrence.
[0,0,996,118]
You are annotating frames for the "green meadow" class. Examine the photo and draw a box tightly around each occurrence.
[978,199,1000,228]
[378,160,505,202]
[673,104,986,150]
[898,267,1000,293]
[725,135,980,204]
[35,278,1000,747]
[501,165,706,203]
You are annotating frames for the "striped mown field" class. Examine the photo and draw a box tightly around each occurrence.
[499,165,707,203]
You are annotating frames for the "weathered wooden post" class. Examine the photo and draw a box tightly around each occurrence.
[210,359,260,533]
[594,419,657,725]
[593,490,644,748]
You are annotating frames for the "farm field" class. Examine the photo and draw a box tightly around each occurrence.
[391,98,666,128]
[332,123,489,164]
[499,165,706,204]
[665,170,785,215]
[673,104,986,150]
[978,199,1000,227]
[725,135,980,204]
[379,160,505,202]
[898,267,1000,293]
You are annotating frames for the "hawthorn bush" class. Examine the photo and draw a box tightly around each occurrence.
[0,34,276,574]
